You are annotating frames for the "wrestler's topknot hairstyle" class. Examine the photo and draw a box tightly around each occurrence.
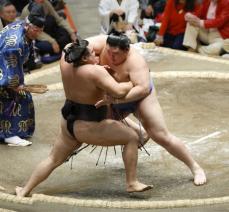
[106,32,130,51]
[63,36,89,67]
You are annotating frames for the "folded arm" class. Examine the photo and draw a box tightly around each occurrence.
[92,65,133,98]
[95,53,151,107]
[113,53,151,103]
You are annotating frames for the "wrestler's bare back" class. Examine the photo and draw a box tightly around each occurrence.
[60,55,109,105]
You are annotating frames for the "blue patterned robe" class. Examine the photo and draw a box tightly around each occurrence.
[0,21,35,140]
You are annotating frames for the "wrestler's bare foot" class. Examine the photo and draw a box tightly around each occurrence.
[15,186,27,197]
[192,164,207,186]
[126,181,153,193]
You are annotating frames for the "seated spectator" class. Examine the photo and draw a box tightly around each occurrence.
[183,0,229,56]
[140,0,166,21]
[0,0,17,30]
[140,0,166,42]
[98,0,139,34]
[154,0,200,50]
[20,0,76,63]
[48,0,66,18]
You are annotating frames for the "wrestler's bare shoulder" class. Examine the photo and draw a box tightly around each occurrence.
[76,64,108,78]
[127,47,148,70]
[77,64,105,71]
[122,48,144,67]
[86,34,107,44]
[129,47,145,62]
[86,35,107,53]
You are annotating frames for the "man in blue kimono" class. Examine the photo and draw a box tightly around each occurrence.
[0,4,45,146]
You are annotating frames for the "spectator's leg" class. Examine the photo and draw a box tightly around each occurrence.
[35,41,61,64]
[223,39,229,53]
[198,41,224,56]
[24,42,42,72]
[183,23,200,50]
[198,30,224,56]
[163,33,174,49]
[222,39,229,58]
[172,33,186,50]
[35,41,54,55]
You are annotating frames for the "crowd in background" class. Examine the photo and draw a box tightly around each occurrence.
[99,0,229,58]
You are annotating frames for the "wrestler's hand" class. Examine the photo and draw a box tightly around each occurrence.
[103,65,114,74]
[95,94,114,108]
[103,65,111,70]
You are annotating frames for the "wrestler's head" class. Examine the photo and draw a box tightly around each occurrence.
[25,3,45,40]
[106,32,130,65]
[64,39,99,67]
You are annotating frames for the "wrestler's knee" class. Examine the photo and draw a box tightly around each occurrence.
[125,127,139,144]
[48,147,68,168]
[48,154,64,168]
[150,128,172,147]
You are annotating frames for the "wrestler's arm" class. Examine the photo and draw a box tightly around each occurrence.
[92,65,133,98]
[114,51,151,103]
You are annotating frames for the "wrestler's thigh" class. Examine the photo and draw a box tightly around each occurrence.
[74,119,138,146]
[49,119,81,163]
[136,90,168,135]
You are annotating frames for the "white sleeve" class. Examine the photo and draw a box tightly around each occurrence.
[126,0,139,24]
[98,0,113,34]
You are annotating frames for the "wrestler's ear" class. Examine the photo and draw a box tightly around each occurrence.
[81,55,88,63]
